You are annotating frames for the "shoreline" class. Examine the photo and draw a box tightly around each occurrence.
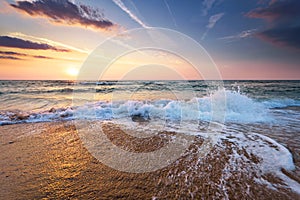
[0,121,299,199]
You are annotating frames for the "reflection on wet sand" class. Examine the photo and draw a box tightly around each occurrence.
[0,122,299,199]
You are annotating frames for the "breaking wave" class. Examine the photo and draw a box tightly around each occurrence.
[1,89,299,126]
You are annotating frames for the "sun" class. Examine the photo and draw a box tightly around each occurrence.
[66,67,79,77]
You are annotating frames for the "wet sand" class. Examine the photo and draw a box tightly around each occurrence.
[0,122,299,199]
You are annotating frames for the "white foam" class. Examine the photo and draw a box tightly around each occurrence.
[96,90,271,123]
[217,129,300,194]
[96,120,300,195]
[263,98,300,109]
[1,89,299,125]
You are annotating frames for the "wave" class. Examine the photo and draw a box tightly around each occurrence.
[0,89,299,126]
[0,90,268,125]
[79,81,116,86]
[0,88,94,95]
[263,98,300,109]
[78,81,134,86]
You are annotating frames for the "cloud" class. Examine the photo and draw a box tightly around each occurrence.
[257,26,300,50]
[9,32,88,54]
[201,0,223,16]
[257,0,278,6]
[0,36,69,52]
[219,29,257,42]
[206,13,224,29]
[0,55,22,60]
[247,0,300,50]
[202,13,224,40]
[0,50,27,56]
[10,0,114,31]
[0,0,15,14]
[32,55,53,59]
[247,0,300,21]
[0,50,54,60]
[201,0,216,16]
[112,0,149,28]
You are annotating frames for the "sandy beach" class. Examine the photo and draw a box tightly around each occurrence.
[0,121,299,199]
[1,0,300,198]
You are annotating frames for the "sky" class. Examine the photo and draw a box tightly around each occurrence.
[0,0,299,80]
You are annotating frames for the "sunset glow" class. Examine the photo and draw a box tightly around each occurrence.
[0,0,299,80]
[66,67,79,77]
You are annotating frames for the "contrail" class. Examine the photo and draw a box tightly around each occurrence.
[112,0,149,28]
[127,0,145,22]
[163,0,177,28]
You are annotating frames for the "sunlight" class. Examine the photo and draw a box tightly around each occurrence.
[66,67,79,77]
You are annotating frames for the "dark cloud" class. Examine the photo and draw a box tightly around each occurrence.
[0,36,69,52]
[0,50,54,60]
[0,50,27,56]
[247,0,300,50]
[0,55,22,60]
[247,0,300,21]
[10,0,114,30]
[33,55,52,59]
[257,26,300,50]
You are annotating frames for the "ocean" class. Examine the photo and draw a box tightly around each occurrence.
[0,80,299,198]
[1,80,299,124]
